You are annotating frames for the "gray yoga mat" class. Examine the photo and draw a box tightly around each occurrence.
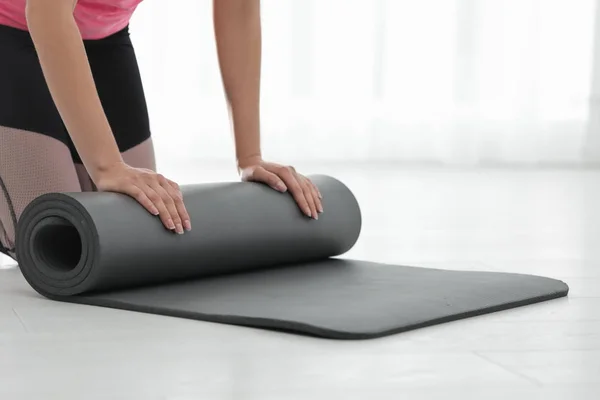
[16,175,569,339]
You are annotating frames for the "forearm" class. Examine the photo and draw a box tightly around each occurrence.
[26,1,123,181]
[213,0,262,169]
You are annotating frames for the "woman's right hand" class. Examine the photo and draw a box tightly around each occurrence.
[25,3,190,234]
[95,162,191,234]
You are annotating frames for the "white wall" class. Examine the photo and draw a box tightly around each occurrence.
[129,0,597,167]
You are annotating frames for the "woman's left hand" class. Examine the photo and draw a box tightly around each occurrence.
[239,157,323,220]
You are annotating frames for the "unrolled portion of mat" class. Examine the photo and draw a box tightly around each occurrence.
[16,175,569,339]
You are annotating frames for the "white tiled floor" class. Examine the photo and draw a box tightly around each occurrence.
[1,165,599,399]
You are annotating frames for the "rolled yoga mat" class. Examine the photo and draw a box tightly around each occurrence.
[16,175,569,339]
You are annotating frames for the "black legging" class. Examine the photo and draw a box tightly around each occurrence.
[0,24,156,260]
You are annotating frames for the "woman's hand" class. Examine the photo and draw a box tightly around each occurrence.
[95,162,191,234]
[213,0,321,218]
[239,157,323,220]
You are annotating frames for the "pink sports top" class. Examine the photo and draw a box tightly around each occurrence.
[0,0,143,40]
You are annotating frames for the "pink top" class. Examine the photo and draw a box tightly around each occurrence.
[0,0,143,40]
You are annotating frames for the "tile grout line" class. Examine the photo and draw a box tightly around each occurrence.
[473,351,544,387]
[12,308,29,333]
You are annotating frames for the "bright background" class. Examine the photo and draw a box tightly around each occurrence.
[129,0,600,167]
[2,0,600,268]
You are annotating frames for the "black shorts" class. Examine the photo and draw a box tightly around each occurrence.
[0,23,151,164]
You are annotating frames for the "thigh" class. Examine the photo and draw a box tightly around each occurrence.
[0,24,70,148]
[0,128,81,260]
[0,25,81,260]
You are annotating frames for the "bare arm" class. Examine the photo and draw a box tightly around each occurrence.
[213,0,262,170]
[213,0,322,219]
[26,0,190,233]
[26,0,123,181]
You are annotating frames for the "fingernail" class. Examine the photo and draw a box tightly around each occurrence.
[314,214,318,220]
[277,183,287,192]
[184,220,192,231]
[318,193,323,199]
[167,219,175,230]
[151,207,159,215]
[176,224,184,234]
[305,208,312,217]
[318,206,323,213]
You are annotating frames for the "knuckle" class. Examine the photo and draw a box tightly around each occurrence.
[162,196,175,206]
[147,192,159,202]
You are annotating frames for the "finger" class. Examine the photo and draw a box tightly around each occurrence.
[151,180,183,234]
[166,178,180,191]
[251,167,287,192]
[143,184,175,231]
[315,183,323,199]
[127,185,159,216]
[300,175,322,200]
[300,177,318,219]
[161,177,191,231]
[277,167,312,218]
[307,179,323,213]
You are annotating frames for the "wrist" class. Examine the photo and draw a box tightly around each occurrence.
[89,157,126,182]
[236,153,262,171]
